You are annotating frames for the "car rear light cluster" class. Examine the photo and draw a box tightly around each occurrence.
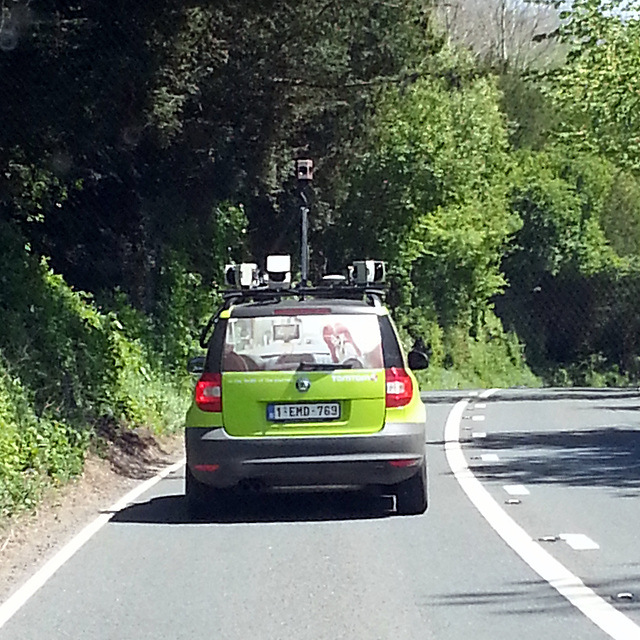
[195,372,222,412]
[385,367,413,408]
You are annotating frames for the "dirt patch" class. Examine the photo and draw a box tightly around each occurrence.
[0,428,184,605]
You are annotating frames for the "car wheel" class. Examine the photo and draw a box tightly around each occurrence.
[394,464,428,515]
[185,466,210,518]
[186,466,232,518]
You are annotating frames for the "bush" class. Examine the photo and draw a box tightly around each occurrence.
[0,223,190,517]
[393,306,539,390]
[419,314,540,390]
[0,358,89,517]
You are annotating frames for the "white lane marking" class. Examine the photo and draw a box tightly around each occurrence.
[0,457,186,630]
[503,484,530,496]
[445,395,640,640]
[560,534,600,551]
[468,391,479,396]
[471,415,486,422]
[472,432,487,439]
[475,403,487,409]
[481,454,500,462]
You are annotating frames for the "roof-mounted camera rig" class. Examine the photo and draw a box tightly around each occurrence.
[296,158,313,286]
[266,254,292,289]
[222,254,386,298]
[200,255,388,347]
[223,262,259,289]
[296,159,314,182]
[352,260,386,286]
[198,158,391,346]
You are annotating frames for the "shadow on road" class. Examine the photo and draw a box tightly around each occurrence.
[421,387,640,406]
[110,489,396,525]
[421,391,482,404]
[470,427,640,491]
[483,388,639,403]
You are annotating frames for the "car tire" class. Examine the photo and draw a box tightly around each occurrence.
[186,466,233,519]
[394,464,428,515]
[186,466,211,518]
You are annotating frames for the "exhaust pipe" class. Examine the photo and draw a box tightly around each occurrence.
[238,478,265,493]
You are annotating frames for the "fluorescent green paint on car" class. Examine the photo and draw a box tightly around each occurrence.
[221,369,386,436]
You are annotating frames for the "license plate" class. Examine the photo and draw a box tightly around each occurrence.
[267,402,341,422]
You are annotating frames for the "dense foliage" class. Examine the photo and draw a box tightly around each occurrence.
[0,221,190,516]
[324,63,537,387]
[2,0,640,514]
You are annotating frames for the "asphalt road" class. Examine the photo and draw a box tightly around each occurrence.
[1,388,640,640]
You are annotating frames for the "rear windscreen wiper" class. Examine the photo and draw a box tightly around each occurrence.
[297,362,353,372]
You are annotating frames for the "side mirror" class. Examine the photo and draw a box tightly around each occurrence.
[187,355,206,374]
[408,350,429,371]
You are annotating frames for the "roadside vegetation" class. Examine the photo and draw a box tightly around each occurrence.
[1,0,640,515]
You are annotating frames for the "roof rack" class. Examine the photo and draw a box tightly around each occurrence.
[222,284,386,304]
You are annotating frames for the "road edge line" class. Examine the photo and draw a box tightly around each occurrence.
[445,391,640,640]
[0,457,186,630]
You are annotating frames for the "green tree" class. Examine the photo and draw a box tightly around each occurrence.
[495,147,640,379]
[0,0,443,304]
[539,0,640,171]
[329,64,517,328]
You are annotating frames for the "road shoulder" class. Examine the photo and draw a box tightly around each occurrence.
[0,430,184,604]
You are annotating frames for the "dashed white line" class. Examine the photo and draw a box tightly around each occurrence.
[445,394,640,640]
[471,415,485,422]
[472,432,487,439]
[503,484,530,496]
[481,454,500,462]
[560,534,600,551]
[474,403,487,410]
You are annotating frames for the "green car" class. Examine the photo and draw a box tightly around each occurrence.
[185,285,429,516]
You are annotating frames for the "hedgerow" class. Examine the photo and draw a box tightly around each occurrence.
[0,223,190,517]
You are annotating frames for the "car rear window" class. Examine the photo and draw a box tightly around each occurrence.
[222,313,383,371]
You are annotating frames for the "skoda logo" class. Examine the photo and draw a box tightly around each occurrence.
[296,378,311,393]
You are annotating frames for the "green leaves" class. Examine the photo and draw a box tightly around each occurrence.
[0,223,191,516]
[0,356,89,518]
[506,148,615,286]
[539,0,640,171]
[335,71,516,326]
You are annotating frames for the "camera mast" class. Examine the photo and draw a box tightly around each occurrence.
[295,159,314,286]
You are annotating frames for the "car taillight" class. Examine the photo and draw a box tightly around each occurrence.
[385,367,413,408]
[195,372,222,412]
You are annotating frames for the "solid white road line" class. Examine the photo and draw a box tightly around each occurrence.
[560,534,600,551]
[445,394,640,640]
[503,484,530,496]
[0,457,186,630]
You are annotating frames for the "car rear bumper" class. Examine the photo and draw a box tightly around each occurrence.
[185,421,426,489]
